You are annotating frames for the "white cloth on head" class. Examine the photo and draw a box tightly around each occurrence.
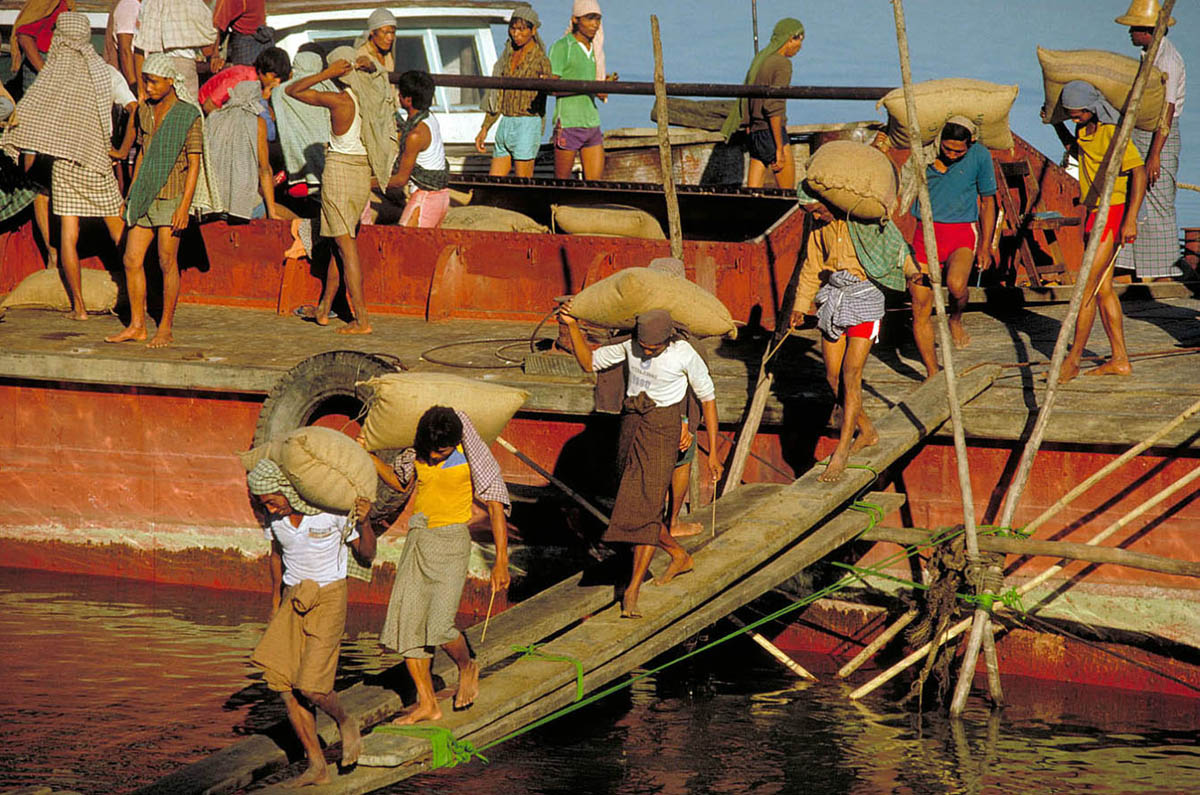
[568,0,605,80]
[264,512,358,587]
[591,339,716,406]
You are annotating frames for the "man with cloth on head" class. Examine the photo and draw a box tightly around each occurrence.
[558,306,722,619]
[1,11,133,322]
[902,116,997,367]
[548,0,616,180]
[247,457,376,788]
[1113,0,1187,281]
[721,18,805,189]
[350,10,405,225]
[205,80,282,221]
[273,48,332,193]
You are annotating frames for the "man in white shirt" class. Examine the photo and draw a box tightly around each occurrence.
[246,458,376,788]
[1114,1,1187,280]
[559,307,722,619]
[105,0,141,86]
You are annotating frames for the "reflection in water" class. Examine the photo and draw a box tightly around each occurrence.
[1,569,1199,794]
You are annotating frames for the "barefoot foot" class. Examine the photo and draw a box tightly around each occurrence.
[454,659,479,710]
[63,310,89,321]
[105,326,147,343]
[949,319,971,348]
[336,322,372,335]
[1084,359,1132,377]
[339,719,362,767]
[1057,359,1081,385]
[281,763,332,788]
[850,428,879,454]
[669,521,703,538]
[390,701,442,726]
[654,552,694,586]
[819,449,850,483]
[147,331,174,349]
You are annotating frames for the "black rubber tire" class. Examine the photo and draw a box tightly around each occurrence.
[252,350,410,527]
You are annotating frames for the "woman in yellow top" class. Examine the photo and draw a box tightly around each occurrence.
[370,406,511,725]
[1053,80,1146,384]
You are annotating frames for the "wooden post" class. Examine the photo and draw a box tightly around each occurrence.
[837,609,918,679]
[729,615,818,681]
[889,0,995,715]
[651,16,684,261]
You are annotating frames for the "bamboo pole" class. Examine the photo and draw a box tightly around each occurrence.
[888,0,995,715]
[849,460,1200,699]
[837,609,918,679]
[651,16,684,261]
[729,615,818,681]
[496,436,610,526]
[1020,395,1200,537]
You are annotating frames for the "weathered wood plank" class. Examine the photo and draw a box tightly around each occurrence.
[255,369,998,793]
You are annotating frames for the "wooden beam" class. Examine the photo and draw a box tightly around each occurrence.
[861,526,1200,579]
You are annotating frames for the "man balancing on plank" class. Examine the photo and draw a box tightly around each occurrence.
[363,407,511,724]
[559,307,722,618]
[791,183,919,483]
[246,459,376,787]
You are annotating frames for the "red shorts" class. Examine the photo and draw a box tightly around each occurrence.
[912,221,978,266]
[1085,204,1126,243]
[845,319,880,342]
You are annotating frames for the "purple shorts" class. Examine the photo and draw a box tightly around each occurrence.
[554,124,603,151]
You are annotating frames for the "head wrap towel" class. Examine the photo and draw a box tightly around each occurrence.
[1061,80,1121,125]
[273,50,334,185]
[247,458,322,516]
[721,17,804,141]
[367,7,396,32]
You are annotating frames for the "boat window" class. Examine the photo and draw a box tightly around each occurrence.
[436,34,482,108]
[394,35,429,73]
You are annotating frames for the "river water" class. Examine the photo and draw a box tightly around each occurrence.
[2,567,1198,794]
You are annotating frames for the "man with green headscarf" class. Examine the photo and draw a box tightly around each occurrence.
[721,17,804,188]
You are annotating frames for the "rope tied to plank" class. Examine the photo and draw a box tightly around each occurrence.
[371,725,489,769]
[849,500,885,533]
[963,586,1026,615]
[512,643,585,702]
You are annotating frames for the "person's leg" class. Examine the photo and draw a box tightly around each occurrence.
[820,335,873,483]
[653,523,694,585]
[775,144,796,190]
[33,193,57,271]
[279,690,331,787]
[822,334,847,429]
[667,461,702,537]
[908,276,939,379]
[746,157,767,189]
[1060,232,1114,384]
[622,542,655,618]
[513,159,536,178]
[148,225,181,348]
[58,215,87,320]
[489,155,513,177]
[440,633,479,710]
[944,246,974,347]
[392,655,442,725]
[554,147,577,179]
[302,689,362,767]
[102,214,126,248]
[579,144,604,180]
[315,240,341,326]
[333,233,371,334]
[105,225,155,342]
[1087,261,1132,377]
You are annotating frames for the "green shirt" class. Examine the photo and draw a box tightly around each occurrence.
[548,34,601,129]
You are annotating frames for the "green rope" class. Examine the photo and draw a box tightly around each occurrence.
[828,562,1026,616]
[371,725,488,769]
[978,524,1032,539]
[849,500,884,532]
[512,643,585,702]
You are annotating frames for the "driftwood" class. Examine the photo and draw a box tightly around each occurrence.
[861,526,1200,579]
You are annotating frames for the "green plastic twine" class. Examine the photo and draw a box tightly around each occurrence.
[849,500,884,532]
[829,562,1027,615]
[371,725,488,769]
[512,643,585,702]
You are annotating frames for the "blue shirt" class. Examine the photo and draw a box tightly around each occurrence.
[912,142,997,223]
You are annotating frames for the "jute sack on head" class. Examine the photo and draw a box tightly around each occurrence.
[1038,47,1167,132]
[568,266,737,338]
[440,206,550,234]
[804,141,898,222]
[239,427,377,512]
[878,78,1019,150]
[1,267,118,312]
[359,373,529,452]
[552,204,667,240]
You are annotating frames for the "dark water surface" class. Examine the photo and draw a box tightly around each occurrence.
[1,568,1198,794]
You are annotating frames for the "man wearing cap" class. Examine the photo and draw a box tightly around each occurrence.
[1114,0,1187,281]
[558,306,722,619]
[246,458,376,787]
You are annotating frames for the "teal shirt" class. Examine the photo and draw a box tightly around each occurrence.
[548,34,601,129]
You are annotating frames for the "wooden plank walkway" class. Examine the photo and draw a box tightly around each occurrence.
[236,366,998,794]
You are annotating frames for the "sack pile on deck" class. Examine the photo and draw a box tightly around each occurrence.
[567,266,737,338]
[358,372,528,451]
[1038,47,1167,131]
[878,78,1019,150]
[239,426,377,512]
[1,268,118,313]
[804,140,898,222]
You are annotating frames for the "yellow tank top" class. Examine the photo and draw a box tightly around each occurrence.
[411,445,473,527]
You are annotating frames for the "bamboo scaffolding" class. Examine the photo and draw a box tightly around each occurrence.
[837,609,918,679]
[889,0,995,715]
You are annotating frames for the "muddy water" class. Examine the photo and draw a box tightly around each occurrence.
[1,567,1199,794]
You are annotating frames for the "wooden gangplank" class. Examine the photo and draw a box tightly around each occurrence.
[243,366,999,794]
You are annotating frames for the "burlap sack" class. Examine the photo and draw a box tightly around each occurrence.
[440,206,549,234]
[1037,47,1167,132]
[878,78,1019,150]
[804,141,898,222]
[568,266,736,338]
[240,427,376,512]
[1,267,118,312]
[552,204,666,240]
[359,373,528,452]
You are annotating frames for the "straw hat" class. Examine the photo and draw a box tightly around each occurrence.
[1115,0,1175,27]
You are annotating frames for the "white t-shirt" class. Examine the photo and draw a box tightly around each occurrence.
[592,338,716,407]
[1151,37,1186,118]
[112,0,141,36]
[107,64,136,108]
[264,512,359,587]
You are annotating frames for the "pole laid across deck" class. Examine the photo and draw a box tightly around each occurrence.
[420,73,891,101]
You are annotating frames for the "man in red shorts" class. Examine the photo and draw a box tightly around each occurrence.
[907,117,997,376]
[1052,80,1146,383]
